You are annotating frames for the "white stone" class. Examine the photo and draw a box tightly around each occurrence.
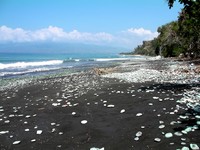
[81,120,87,124]
[153,97,159,99]
[31,139,36,142]
[174,132,183,136]
[107,105,115,108]
[13,141,21,145]
[154,138,161,142]
[51,122,56,126]
[90,147,105,150]
[136,113,143,117]
[4,120,10,123]
[181,146,190,150]
[52,103,58,106]
[72,112,76,115]
[25,129,30,132]
[190,144,199,150]
[134,137,139,141]
[36,130,43,134]
[136,131,142,137]
[158,125,165,129]
[120,109,125,113]
[0,131,9,135]
[165,133,173,138]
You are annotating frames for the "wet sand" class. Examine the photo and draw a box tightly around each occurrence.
[0,59,200,150]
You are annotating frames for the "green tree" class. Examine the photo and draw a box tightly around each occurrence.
[167,0,200,57]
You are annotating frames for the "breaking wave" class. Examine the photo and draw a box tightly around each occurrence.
[0,60,63,70]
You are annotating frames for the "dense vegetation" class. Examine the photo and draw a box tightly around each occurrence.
[133,0,200,58]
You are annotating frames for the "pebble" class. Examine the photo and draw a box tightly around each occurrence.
[81,120,88,124]
[31,139,36,142]
[190,144,199,150]
[149,103,153,106]
[13,141,21,145]
[134,137,139,141]
[195,115,200,119]
[165,133,173,138]
[154,138,161,142]
[36,130,43,135]
[136,131,142,137]
[0,131,9,135]
[181,147,190,150]
[107,105,115,108]
[4,120,10,123]
[181,142,186,145]
[72,112,76,115]
[153,97,159,99]
[174,132,183,136]
[120,109,125,113]
[51,122,56,126]
[158,125,165,129]
[197,121,200,125]
[90,147,105,150]
[136,113,143,117]
[25,129,30,132]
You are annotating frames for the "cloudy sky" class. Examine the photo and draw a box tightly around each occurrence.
[0,0,182,49]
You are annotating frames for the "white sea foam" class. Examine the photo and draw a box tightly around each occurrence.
[95,58,132,62]
[0,67,60,77]
[0,60,63,69]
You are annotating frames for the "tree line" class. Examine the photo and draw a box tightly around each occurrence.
[133,0,200,58]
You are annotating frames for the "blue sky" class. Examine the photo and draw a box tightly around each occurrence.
[0,0,182,49]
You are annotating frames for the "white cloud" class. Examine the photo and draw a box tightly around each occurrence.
[0,26,30,42]
[0,26,158,48]
[125,27,159,40]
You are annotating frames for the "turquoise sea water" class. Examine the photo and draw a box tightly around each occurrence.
[0,52,136,78]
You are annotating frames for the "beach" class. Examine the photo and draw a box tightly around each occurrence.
[0,58,200,150]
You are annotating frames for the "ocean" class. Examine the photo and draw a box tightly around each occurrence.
[0,52,138,78]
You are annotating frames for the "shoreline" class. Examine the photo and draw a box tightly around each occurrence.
[0,58,200,150]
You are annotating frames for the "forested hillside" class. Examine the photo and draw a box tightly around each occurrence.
[133,0,200,58]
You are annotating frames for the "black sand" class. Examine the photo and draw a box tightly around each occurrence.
[0,60,200,150]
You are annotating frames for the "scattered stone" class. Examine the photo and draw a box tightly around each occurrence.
[165,133,173,138]
[81,120,88,124]
[13,141,21,145]
[90,147,105,150]
[158,125,165,129]
[154,138,161,142]
[148,103,153,106]
[120,109,125,113]
[0,131,9,135]
[25,129,30,132]
[195,115,200,119]
[174,132,183,136]
[36,130,43,135]
[134,137,139,141]
[31,139,36,142]
[181,142,186,145]
[153,97,159,100]
[136,131,142,137]
[107,105,115,108]
[190,144,199,150]
[51,122,56,126]
[181,146,190,150]
[72,112,76,115]
[4,120,10,123]
[136,113,143,117]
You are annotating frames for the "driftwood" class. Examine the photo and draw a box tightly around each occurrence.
[93,68,116,75]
